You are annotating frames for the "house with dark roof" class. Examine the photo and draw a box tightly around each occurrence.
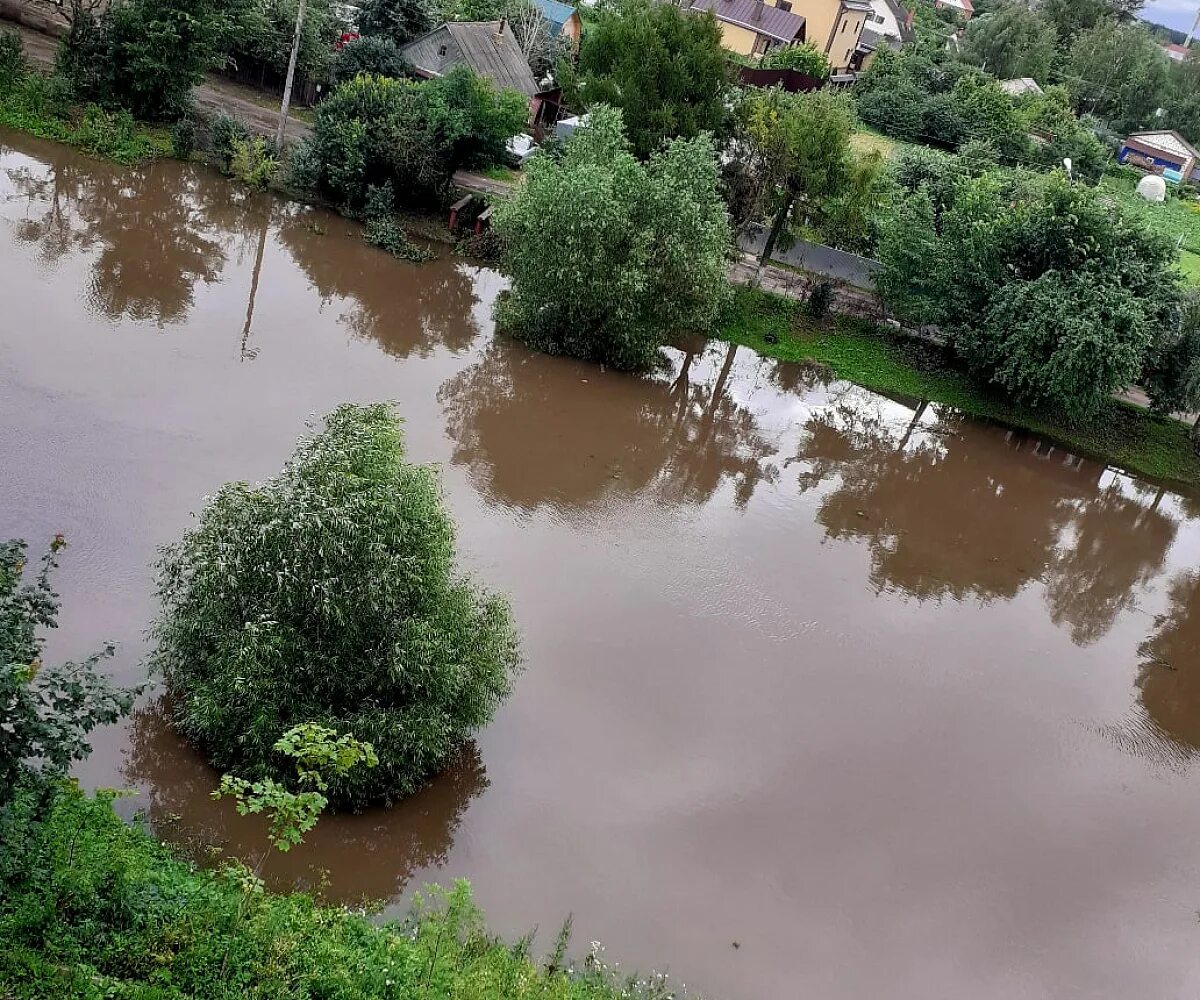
[400,20,561,125]
[686,0,807,59]
[532,0,582,47]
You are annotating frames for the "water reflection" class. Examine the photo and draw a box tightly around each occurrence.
[1135,571,1200,754]
[2,155,227,324]
[790,391,1180,647]
[1044,485,1176,647]
[124,704,487,903]
[277,208,483,358]
[438,339,782,513]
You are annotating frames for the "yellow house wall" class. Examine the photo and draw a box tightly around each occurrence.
[778,0,837,57]
[827,11,866,71]
[716,20,760,57]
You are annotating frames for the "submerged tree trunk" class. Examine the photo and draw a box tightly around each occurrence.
[275,0,308,149]
[758,193,794,268]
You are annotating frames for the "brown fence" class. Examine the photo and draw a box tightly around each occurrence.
[734,66,823,93]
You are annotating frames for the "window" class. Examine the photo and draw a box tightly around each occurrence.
[753,35,771,55]
[841,19,847,31]
[438,44,448,56]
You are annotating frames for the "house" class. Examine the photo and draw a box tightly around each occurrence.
[400,20,560,125]
[933,0,972,19]
[1118,130,1200,183]
[999,77,1043,98]
[532,0,582,47]
[686,0,807,59]
[1162,42,1191,63]
[862,0,914,48]
[689,0,870,73]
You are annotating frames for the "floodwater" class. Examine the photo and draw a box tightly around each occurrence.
[4,128,1200,999]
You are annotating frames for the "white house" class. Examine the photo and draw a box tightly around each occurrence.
[862,0,914,47]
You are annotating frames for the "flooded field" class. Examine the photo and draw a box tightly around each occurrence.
[3,128,1200,998]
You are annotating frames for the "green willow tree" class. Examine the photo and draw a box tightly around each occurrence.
[493,105,732,369]
[150,404,522,810]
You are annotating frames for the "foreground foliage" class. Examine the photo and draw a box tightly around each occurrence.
[1,538,135,800]
[494,105,732,370]
[150,403,522,810]
[0,787,685,1000]
[720,287,1200,484]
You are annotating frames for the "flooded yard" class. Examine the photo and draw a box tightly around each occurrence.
[3,128,1200,998]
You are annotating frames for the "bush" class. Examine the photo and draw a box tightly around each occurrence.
[329,35,410,86]
[294,69,527,208]
[207,113,252,168]
[362,180,435,260]
[228,134,279,188]
[150,404,521,810]
[761,42,829,79]
[494,105,732,369]
[171,115,197,159]
[807,280,833,319]
[0,31,24,92]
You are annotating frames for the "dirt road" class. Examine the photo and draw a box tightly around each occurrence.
[3,18,313,144]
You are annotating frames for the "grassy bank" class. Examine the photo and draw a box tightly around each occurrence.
[0,786,684,1000]
[718,288,1200,486]
[0,75,169,165]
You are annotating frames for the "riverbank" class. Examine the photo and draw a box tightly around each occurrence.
[1,786,674,1000]
[718,287,1200,486]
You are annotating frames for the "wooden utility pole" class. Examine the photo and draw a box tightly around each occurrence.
[275,0,308,149]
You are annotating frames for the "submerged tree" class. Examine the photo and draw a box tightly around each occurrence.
[150,404,522,810]
[493,105,732,370]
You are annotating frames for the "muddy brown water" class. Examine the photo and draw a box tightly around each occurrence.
[4,128,1200,998]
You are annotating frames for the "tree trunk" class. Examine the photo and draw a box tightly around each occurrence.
[758,193,794,267]
[274,0,307,150]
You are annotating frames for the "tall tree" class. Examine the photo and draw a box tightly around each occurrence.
[1065,18,1169,131]
[564,0,729,159]
[959,2,1057,81]
[358,0,433,46]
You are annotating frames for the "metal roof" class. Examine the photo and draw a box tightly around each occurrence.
[687,0,806,43]
[533,0,577,32]
[1126,130,1200,162]
[401,21,540,97]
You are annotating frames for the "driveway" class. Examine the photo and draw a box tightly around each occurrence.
[739,225,881,290]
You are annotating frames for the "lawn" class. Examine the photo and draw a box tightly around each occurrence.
[1099,171,1200,253]
[850,127,908,161]
[1179,248,1200,285]
[716,287,1200,486]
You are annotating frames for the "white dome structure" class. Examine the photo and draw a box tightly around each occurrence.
[1136,174,1168,203]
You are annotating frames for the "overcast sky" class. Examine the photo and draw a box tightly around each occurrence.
[1141,0,1199,34]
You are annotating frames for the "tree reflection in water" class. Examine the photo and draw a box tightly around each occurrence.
[3,157,227,325]
[123,703,488,906]
[1129,571,1200,758]
[789,388,1178,645]
[277,207,483,359]
[438,339,782,514]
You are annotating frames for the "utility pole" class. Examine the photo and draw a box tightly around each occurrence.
[1186,5,1200,48]
[275,0,308,150]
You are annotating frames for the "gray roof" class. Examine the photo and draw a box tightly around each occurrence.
[687,0,806,43]
[401,21,540,97]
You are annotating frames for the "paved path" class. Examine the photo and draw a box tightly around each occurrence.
[738,226,881,291]
[3,18,313,144]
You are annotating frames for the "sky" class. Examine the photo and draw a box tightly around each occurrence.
[1140,0,1199,35]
